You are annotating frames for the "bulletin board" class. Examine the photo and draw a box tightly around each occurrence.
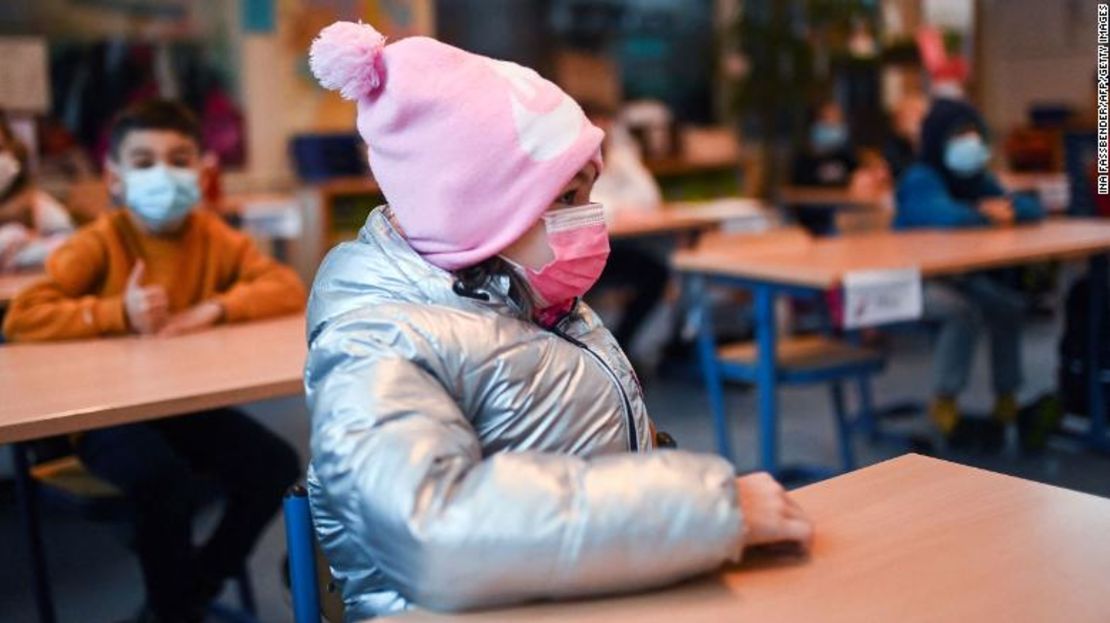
[282,0,435,131]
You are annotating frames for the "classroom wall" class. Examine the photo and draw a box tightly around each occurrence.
[978,0,1091,132]
[225,8,355,193]
[230,34,298,192]
[229,34,353,193]
[226,1,434,193]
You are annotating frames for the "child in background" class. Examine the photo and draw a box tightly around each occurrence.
[883,93,929,180]
[304,22,812,620]
[0,111,74,271]
[847,148,895,198]
[895,98,1044,448]
[791,100,858,234]
[586,102,664,214]
[793,100,858,188]
[583,101,669,356]
[4,100,304,622]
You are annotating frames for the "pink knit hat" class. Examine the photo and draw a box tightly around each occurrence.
[309,22,604,271]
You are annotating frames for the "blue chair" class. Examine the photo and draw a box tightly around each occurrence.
[696,322,884,476]
[285,486,345,623]
[284,485,349,622]
[284,486,323,623]
[682,229,886,480]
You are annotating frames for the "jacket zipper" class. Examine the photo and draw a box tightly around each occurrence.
[549,325,639,452]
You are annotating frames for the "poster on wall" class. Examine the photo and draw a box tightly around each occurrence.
[282,0,435,130]
[284,0,435,73]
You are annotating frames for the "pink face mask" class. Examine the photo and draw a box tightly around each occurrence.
[505,202,610,312]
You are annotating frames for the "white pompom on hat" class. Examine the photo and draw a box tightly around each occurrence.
[309,21,387,100]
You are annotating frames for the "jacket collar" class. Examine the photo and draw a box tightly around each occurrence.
[361,207,522,315]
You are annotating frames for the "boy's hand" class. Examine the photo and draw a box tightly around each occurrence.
[980,198,1016,226]
[157,300,224,337]
[736,472,813,551]
[124,261,169,335]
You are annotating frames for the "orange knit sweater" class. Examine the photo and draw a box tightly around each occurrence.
[3,209,306,342]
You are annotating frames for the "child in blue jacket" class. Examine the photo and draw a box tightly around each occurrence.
[895,98,1044,446]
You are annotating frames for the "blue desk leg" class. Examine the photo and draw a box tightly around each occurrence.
[1088,254,1108,451]
[691,275,736,463]
[828,382,856,471]
[12,442,56,623]
[855,375,879,439]
[845,330,880,440]
[754,284,780,475]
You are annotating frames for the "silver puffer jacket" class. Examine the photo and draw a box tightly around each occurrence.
[304,208,743,621]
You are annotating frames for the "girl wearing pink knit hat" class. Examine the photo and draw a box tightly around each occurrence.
[303,21,810,620]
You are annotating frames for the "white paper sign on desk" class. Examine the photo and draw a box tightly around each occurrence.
[843,267,922,328]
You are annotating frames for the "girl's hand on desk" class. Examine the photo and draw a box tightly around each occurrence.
[157,300,224,337]
[736,472,814,552]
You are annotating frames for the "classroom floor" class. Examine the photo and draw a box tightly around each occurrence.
[3,315,1109,623]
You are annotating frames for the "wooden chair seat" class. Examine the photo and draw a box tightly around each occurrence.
[29,455,121,498]
[717,335,881,374]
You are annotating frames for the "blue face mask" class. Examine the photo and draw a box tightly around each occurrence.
[811,123,848,152]
[124,165,200,232]
[943,134,990,178]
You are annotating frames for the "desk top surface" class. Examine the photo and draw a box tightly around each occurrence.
[608,200,770,239]
[0,314,306,443]
[644,154,741,177]
[673,219,1110,288]
[778,186,889,210]
[386,454,1110,623]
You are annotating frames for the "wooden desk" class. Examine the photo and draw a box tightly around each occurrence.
[0,314,306,444]
[3,314,306,623]
[778,186,888,211]
[608,199,770,239]
[673,220,1110,473]
[674,219,1110,289]
[644,155,740,178]
[386,455,1110,623]
[644,145,746,202]
[315,176,382,202]
[778,187,892,234]
[0,270,45,306]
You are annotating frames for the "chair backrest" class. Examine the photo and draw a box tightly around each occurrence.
[29,454,132,521]
[284,486,345,623]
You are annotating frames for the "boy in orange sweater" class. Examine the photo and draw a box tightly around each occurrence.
[4,100,303,623]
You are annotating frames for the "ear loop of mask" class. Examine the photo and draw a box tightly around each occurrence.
[497,202,608,308]
[498,254,547,306]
